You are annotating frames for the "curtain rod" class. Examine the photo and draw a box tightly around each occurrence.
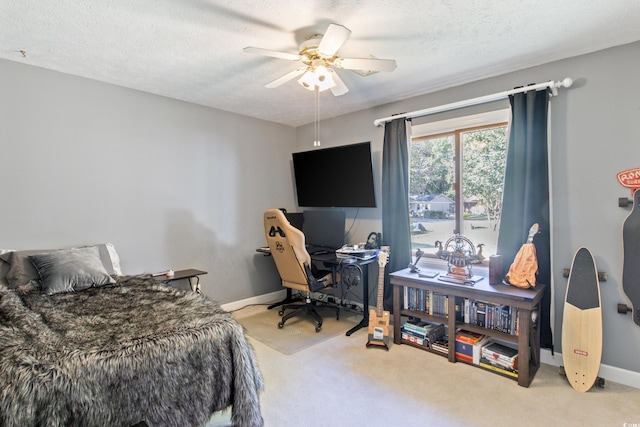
[373,77,573,127]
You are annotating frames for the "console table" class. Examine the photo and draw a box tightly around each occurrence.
[390,268,545,387]
[161,269,208,293]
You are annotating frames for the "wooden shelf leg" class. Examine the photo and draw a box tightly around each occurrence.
[393,284,402,344]
[517,308,531,387]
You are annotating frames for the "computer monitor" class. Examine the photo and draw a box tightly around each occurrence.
[302,210,346,251]
[284,212,304,231]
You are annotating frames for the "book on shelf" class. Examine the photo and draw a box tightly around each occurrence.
[455,331,489,365]
[475,302,486,327]
[430,337,449,355]
[403,287,448,318]
[403,287,430,312]
[455,329,485,344]
[479,361,518,378]
[454,296,465,322]
[402,319,431,335]
[461,298,520,336]
[454,338,474,364]
[401,332,429,347]
[472,336,491,364]
[401,322,445,348]
[481,340,519,371]
[428,290,434,314]
[432,292,448,317]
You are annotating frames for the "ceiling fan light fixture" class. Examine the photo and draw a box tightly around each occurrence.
[298,70,316,91]
[297,67,336,92]
[314,66,336,91]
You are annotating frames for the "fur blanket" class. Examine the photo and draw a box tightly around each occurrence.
[0,275,263,427]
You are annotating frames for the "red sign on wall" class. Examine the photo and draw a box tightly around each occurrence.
[617,168,640,195]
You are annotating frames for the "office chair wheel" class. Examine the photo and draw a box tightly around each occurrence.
[315,323,322,333]
[278,321,285,329]
[278,309,285,315]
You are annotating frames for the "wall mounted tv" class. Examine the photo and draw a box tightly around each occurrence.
[292,141,376,208]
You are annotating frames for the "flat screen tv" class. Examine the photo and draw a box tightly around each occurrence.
[292,141,376,208]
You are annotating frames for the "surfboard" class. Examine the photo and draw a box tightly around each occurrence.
[561,247,602,392]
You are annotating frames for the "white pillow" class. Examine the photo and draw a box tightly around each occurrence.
[94,243,123,276]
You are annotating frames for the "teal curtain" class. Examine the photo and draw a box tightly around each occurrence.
[497,89,553,349]
[381,118,412,311]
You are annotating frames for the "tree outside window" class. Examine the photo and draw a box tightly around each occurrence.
[409,120,507,261]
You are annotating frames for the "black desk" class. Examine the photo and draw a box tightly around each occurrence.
[257,247,378,336]
[319,254,378,336]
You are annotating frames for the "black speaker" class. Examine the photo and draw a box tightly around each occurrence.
[489,254,503,285]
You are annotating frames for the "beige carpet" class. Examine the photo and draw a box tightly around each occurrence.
[233,303,362,355]
[207,313,640,427]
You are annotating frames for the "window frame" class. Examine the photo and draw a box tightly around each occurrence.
[409,109,510,264]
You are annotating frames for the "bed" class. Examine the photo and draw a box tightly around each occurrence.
[0,244,263,427]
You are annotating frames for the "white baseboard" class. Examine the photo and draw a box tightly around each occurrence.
[541,349,640,390]
[221,289,287,312]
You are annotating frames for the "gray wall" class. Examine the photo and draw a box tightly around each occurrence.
[2,40,639,375]
[297,41,640,374]
[0,59,297,304]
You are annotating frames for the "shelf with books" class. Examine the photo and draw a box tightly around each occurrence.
[391,268,545,388]
[459,298,519,334]
[399,318,448,356]
[455,297,521,345]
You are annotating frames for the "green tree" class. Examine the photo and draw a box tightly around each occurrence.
[410,136,454,197]
[462,127,507,225]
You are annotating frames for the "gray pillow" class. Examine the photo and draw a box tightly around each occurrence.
[1,249,57,288]
[0,244,122,288]
[29,246,116,295]
[0,249,14,287]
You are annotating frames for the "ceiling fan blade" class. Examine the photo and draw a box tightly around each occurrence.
[318,24,352,57]
[243,47,301,61]
[335,57,397,72]
[265,67,307,88]
[328,69,349,96]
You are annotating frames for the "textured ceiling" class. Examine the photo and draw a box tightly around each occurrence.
[1,1,639,127]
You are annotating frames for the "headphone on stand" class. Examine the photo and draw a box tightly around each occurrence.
[365,232,381,249]
[340,262,363,289]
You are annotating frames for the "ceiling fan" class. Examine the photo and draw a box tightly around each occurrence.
[243,24,397,96]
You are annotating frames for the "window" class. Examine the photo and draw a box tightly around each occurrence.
[409,110,509,262]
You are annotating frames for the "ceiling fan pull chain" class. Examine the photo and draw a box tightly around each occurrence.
[314,87,320,147]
